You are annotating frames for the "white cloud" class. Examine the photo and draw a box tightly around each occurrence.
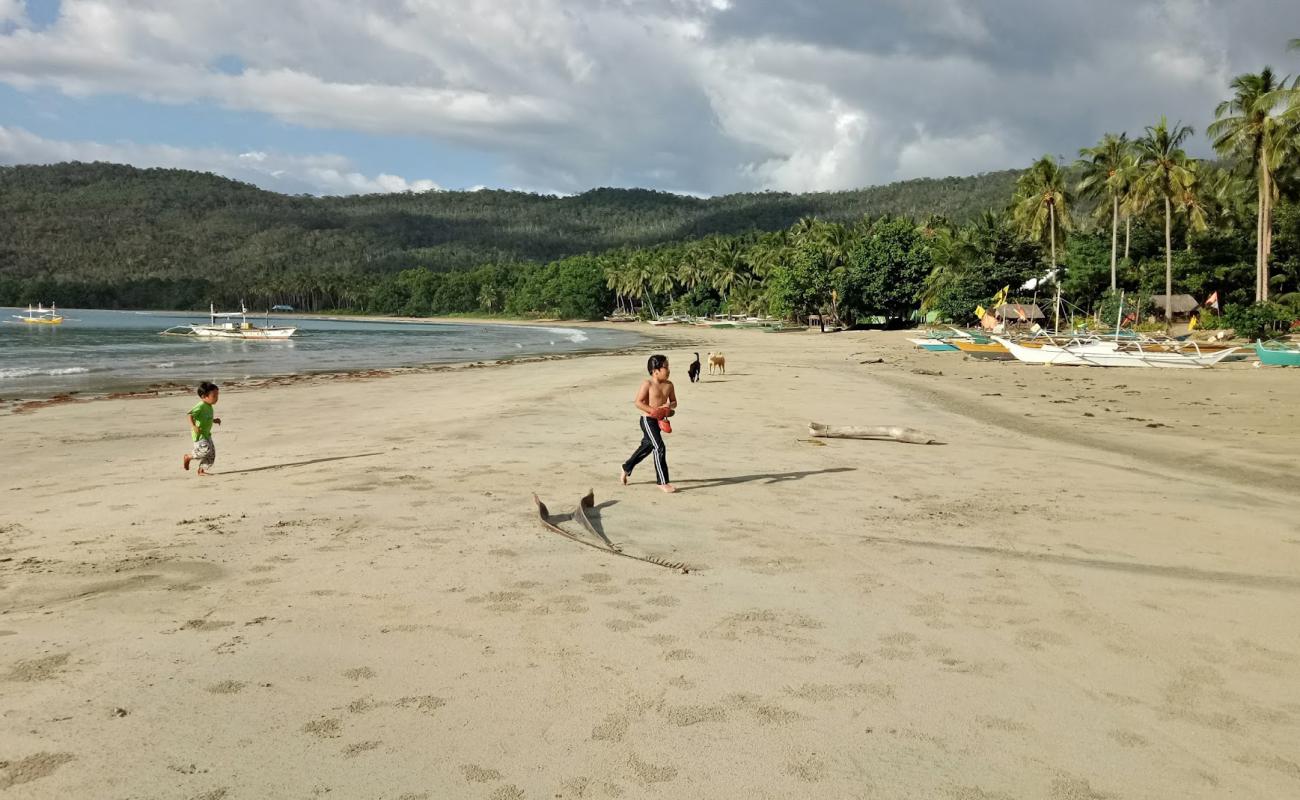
[0,125,441,195]
[2,0,1299,194]
[0,0,26,25]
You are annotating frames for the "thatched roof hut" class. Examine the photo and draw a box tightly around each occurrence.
[993,303,1046,321]
[1150,294,1199,316]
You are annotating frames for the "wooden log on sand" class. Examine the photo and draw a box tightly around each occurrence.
[808,422,941,445]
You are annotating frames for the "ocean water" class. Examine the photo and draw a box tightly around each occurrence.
[0,308,643,399]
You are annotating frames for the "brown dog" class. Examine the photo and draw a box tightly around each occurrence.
[707,352,726,375]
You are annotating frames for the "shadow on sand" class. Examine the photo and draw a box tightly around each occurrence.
[222,452,384,475]
[674,466,855,493]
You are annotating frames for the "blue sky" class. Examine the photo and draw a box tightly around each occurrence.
[2,1,1300,196]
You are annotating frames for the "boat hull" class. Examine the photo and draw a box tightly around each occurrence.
[993,337,1095,365]
[907,338,959,352]
[1256,342,1300,366]
[953,340,1012,360]
[1071,347,1238,368]
[18,317,63,325]
[190,327,297,340]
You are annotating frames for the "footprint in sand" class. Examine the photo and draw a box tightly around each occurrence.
[784,754,828,783]
[661,705,727,727]
[0,751,75,791]
[205,680,246,695]
[627,753,678,785]
[342,667,376,680]
[460,764,504,783]
[342,741,381,758]
[181,619,235,632]
[591,713,630,742]
[301,717,342,738]
[3,653,70,682]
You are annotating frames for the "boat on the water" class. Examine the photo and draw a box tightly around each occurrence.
[162,304,298,340]
[10,303,64,325]
[1255,339,1300,367]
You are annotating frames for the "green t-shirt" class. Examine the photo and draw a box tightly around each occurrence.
[190,401,214,441]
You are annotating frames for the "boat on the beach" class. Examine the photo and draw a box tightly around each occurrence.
[993,336,1106,366]
[10,303,65,325]
[1067,342,1239,368]
[1255,339,1300,367]
[952,339,1014,360]
[162,304,298,340]
[907,337,959,352]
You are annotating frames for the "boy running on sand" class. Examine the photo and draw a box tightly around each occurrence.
[183,382,221,476]
[620,354,677,493]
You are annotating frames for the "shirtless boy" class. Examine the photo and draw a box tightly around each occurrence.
[620,354,678,493]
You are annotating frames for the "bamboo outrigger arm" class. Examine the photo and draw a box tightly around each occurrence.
[807,422,942,445]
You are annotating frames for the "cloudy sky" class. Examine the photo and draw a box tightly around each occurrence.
[2,0,1299,196]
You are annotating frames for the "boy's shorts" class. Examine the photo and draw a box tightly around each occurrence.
[192,437,216,468]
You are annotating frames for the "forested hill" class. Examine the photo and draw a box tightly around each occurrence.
[0,162,1017,303]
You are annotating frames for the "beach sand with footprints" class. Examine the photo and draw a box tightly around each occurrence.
[2,327,1298,798]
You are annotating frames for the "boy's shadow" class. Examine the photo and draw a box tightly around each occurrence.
[222,452,383,475]
[673,467,855,492]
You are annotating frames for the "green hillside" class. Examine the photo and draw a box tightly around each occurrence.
[0,161,1017,309]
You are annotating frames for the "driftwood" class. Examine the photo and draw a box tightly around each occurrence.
[532,491,689,573]
[808,422,941,445]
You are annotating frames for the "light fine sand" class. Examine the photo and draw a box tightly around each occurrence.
[2,328,1298,798]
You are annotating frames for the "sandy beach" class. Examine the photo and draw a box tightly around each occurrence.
[2,327,1298,799]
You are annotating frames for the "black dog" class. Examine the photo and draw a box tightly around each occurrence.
[688,352,701,383]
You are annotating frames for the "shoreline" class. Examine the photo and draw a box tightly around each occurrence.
[0,336,679,415]
[0,313,681,411]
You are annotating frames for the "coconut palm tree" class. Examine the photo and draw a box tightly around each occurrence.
[1133,117,1197,323]
[1208,67,1288,301]
[1077,133,1131,290]
[705,236,745,301]
[1013,156,1072,328]
[1175,161,1212,251]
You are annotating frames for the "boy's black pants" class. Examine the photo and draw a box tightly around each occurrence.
[622,416,669,485]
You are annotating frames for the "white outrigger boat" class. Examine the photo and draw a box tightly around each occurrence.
[995,335,1238,368]
[162,303,297,340]
[1067,342,1239,368]
[9,303,67,325]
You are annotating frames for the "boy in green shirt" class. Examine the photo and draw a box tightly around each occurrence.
[183,382,222,476]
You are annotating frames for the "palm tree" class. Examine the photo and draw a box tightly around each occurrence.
[1175,161,1212,251]
[1208,68,1288,301]
[1133,117,1197,323]
[1013,155,1072,328]
[1077,133,1130,290]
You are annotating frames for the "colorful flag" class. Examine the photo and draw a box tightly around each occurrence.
[974,304,986,320]
[1014,304,1028,320]
[1205,291,1219,310]
[1188,314,1199,331]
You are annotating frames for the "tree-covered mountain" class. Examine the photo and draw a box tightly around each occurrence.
[0,161,1017,309]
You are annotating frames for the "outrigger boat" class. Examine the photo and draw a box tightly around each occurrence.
[1255,339,1300,367]
[9,303,66,325]
[952,339,1015,360]
[162,303,297,340]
